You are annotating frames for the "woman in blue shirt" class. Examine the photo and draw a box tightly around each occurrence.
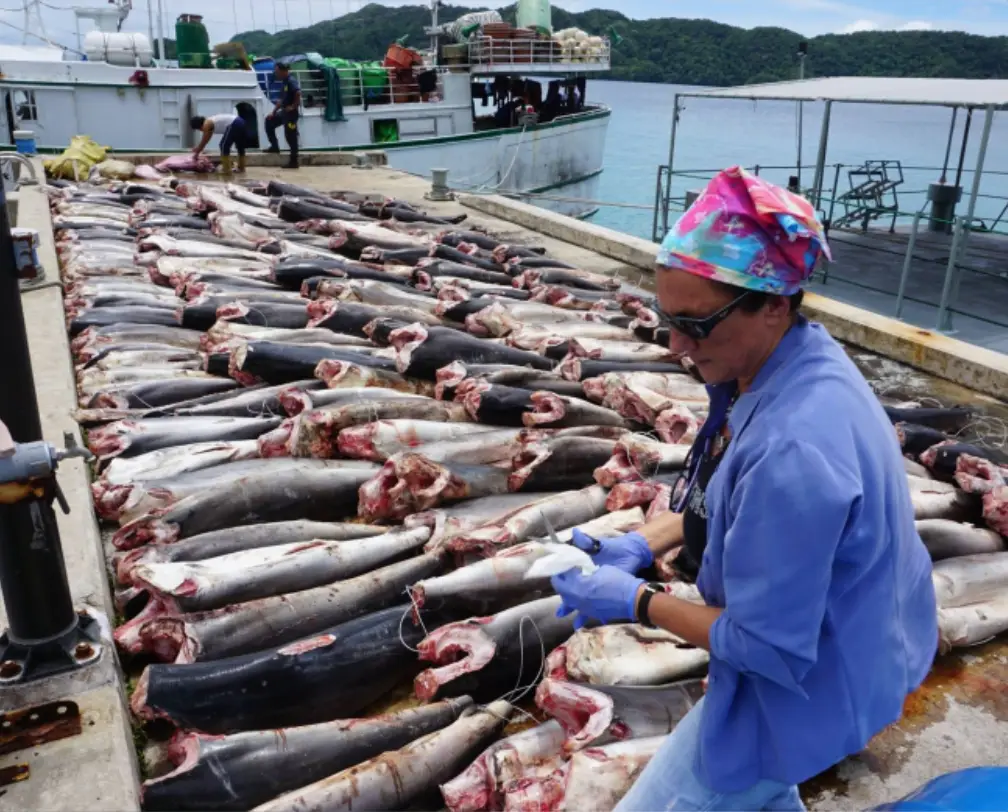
[551,167,938,811]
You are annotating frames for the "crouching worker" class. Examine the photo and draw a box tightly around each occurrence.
[190,113,249,173]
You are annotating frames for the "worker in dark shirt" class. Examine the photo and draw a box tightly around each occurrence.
[264,62,301,169]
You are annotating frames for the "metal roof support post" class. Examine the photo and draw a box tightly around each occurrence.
[895,210,923,320]
[937,104,994,332]
[796,100,804,188]
[936,217,965,332]
[661,93,681,238]
[812,100,832,211]
[651,167,664,244]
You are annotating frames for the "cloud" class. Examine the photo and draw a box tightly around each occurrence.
[779,0,864,11]
[0,0,994,50]
[840,19,878,33]
[838,17,935,34]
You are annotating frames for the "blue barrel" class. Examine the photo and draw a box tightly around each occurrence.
[876,767,1008,811]
[252,56,275,94]
[13,129,36,154]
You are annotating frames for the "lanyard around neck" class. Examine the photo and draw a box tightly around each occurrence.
[672,395,736,514]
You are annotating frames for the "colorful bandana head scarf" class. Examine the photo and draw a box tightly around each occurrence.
[656,166,832,295]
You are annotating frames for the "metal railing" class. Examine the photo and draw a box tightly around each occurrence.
[255,65,445,112]
[651,161,1008,337]
[653,162,1008,239]
[468,36,611,69]
[0,153,38,193]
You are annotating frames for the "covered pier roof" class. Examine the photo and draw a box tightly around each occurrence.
[679,76,1008,109]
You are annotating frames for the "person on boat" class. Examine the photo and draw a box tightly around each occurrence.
[190,113,248,174]
[550,166,938,811]
[264,62,301,170]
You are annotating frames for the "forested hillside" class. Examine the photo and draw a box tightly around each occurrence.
[232,3,1008,86]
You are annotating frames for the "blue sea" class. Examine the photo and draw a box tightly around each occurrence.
[586,80,1008,240]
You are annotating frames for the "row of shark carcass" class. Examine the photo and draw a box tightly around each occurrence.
[51,173,1008,811]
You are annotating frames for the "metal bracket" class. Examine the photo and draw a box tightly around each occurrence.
[0,610,102,685]
[0,700,81,756]
[351,152,373,170]
[425,168,454,202]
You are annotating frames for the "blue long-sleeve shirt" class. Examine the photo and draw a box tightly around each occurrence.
[695,316,938,792]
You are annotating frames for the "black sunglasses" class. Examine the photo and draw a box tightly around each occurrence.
[659,291,753,341]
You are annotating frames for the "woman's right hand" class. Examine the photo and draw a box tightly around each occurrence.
[570,529,654,575]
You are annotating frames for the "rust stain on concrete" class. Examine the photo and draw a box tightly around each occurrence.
[803,639,1008,802]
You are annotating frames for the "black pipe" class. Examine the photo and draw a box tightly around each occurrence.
[953,108,973,192]
[0,185,42,444]
[0,485,76,643]
[939,107,958,184]
[0,179,77,645]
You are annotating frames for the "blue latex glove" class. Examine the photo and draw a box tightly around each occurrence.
[551,566,645,629]
[570,528,653,575]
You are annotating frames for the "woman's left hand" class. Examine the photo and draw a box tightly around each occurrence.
[551,566,645,629]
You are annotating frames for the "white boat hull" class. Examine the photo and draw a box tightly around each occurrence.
[0,60,610,217]
[380,110,609,218]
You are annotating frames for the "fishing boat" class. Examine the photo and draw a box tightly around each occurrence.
[0,2,611,217]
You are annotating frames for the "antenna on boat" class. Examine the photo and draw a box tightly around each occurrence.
[21,0,48,46]
[429,0,440,56]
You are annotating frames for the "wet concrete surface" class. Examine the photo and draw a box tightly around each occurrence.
[25,163,1008,810]
[805,640,1008,808]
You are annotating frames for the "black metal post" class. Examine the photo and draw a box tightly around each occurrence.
[939,107,958,184]
[953,108,973,192]
[0,175,96,682]
[0,186,43,444]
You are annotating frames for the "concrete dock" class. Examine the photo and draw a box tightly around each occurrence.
[0,170,139,810]
[1,158,1006,810]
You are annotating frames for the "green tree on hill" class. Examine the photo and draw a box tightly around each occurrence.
[231,3,1008,86]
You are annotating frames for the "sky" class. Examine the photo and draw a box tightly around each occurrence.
[4,0,1008,53]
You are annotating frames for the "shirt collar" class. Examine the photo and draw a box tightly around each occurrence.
[727,315,809,435]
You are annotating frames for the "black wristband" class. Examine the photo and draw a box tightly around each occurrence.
[636,583,662,628]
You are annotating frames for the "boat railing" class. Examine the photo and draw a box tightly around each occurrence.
[256,65,445,112]
[0,153,38,188]
[652,161,1008,336]
[468,35,611,70]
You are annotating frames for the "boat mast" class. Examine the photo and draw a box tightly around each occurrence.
[21,0,48,46]
[156,0,166,65]
[430,0,439,60]
[114,0,132,31]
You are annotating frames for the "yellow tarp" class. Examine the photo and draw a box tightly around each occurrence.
[95,159,136,180]
[43,135,108,181]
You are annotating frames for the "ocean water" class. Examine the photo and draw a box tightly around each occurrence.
[586,80,1008,240]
